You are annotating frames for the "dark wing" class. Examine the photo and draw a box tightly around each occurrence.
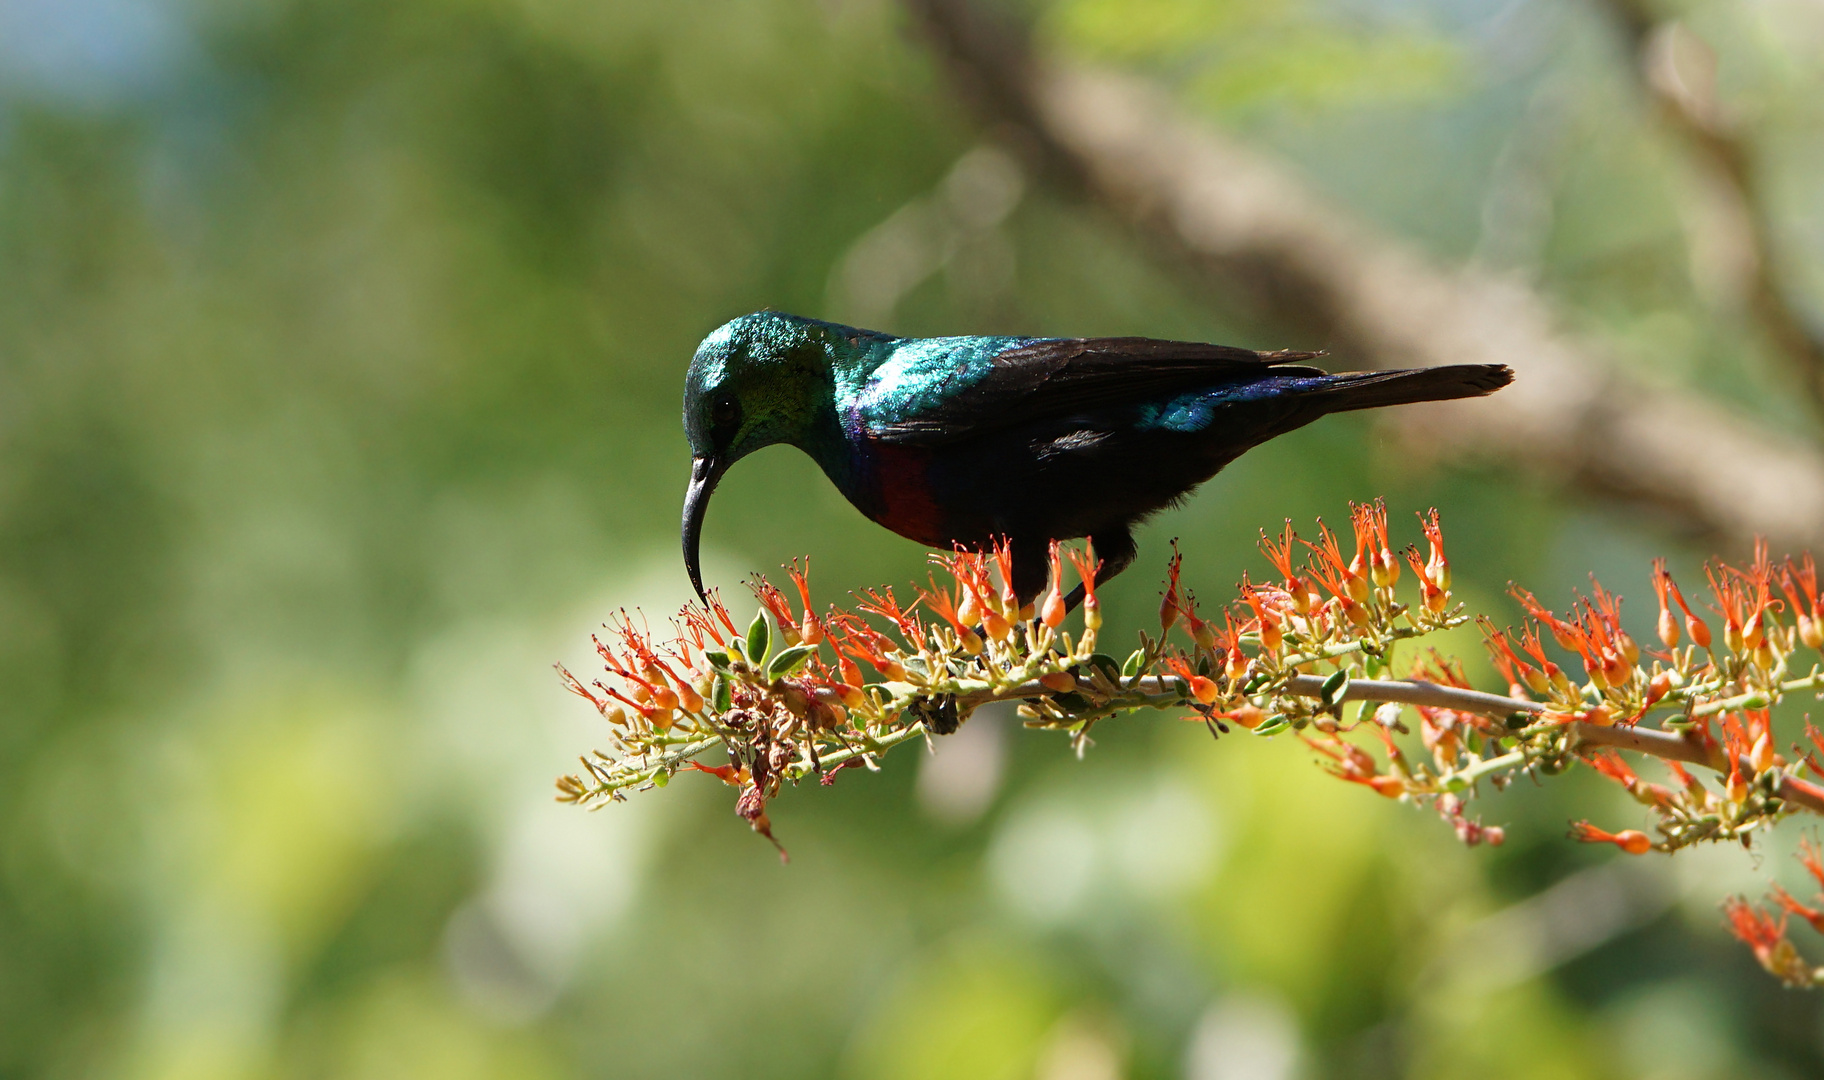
[869,337,1326,444]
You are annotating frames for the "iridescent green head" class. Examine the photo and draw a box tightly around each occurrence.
[681,311,853,602]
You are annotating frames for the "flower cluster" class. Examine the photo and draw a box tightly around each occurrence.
[1475,544,1824,852]
[557,501,1824,985]
[555,543,1106,856]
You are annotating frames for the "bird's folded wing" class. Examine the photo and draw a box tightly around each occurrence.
[866,337,1325,444]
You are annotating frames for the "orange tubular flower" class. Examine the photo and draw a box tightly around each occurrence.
[1747,539,1776,644]
[1642,668,1672,708]
[651,657,702,712]
[1660,570,1713,650]
[556,663,609,715]
[1786,555,1824,650]
[1510,586,1582,653]
[1774,886,1824,935]
[1507,621,1572,698]
[1480,619,1541,697]
[681,596,733,650]
[1166,655,1220,705]
[1741,709,1778,772]
[784,560,824,646]
[1588,750,1637,786]
[1215,612,1246,682]
[1723,897,1813,985]
[1180,592,1218,652]
[1708,551,1772,655]
[1356,499,1398,590]
[970,544,1013,642]
[1589,751,1677,808]
[1725,897,1785,953]
[833,649,866,703]
[684,761,744,786]
[1160,543,1184,632]
[1039,540,1068,629]
[1259,522,1311,612]
[1239,574,1284,652]
[1802,722,1824,782]
[1657,759,1707,804]
[1717,713,1755,802]
[1221,703,1266,729]
[1301,519,1367,604]
[1570,821,1654,855]
[750,576,800,645]
[595,674,675,729]
[1343,504,1373,597]
[1411,652,1477,758]
[595,625,655,692]
[1589,578,1639,667]
[921,577,982,655]
[1066,542,1102,631]
[1404,546,1446,614]
[1799,837,1824,891]
[1305,549,1369,628]
[1720,712,1753,762]
[1418,508,1449,591]
[855,586,925,648]
[828,610,905,681]
[1306,735,1405,798]
[1651,558,1681,650]
[939,549,992,629]
[991,537,1018,615]
[1564,599,1629,690]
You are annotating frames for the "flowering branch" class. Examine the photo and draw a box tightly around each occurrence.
[556,500,1824,983]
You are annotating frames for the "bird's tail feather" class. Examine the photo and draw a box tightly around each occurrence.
[1307,364,1513,413]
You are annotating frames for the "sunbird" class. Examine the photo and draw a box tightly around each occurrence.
[682,311,1510,605]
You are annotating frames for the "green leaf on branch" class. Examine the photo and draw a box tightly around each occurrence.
[766,644,817,681]
[1253,715,1291,736]
[746,611,771,668]
[1320,669,1350,708]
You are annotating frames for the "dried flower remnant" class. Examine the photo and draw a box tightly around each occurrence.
[559,501,1824,984]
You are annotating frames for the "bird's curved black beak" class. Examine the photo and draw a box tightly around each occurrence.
[682,454,726,604]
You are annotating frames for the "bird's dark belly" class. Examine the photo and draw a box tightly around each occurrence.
[923,423,1240,543]
[852,398,1307,548]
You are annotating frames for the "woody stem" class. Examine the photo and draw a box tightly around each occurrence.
[964,674,1824,816]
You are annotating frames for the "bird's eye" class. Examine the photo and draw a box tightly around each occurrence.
[711,391,741,433]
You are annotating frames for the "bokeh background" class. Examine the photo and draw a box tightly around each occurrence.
[3,0,1823,1077]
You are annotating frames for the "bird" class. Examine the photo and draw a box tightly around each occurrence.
[682,311,1511,606]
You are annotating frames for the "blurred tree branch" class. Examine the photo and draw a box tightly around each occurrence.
[904,0,1824,552]
[1598,0,1824,417]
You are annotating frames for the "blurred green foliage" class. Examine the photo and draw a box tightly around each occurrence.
[1,0,1822,1078]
